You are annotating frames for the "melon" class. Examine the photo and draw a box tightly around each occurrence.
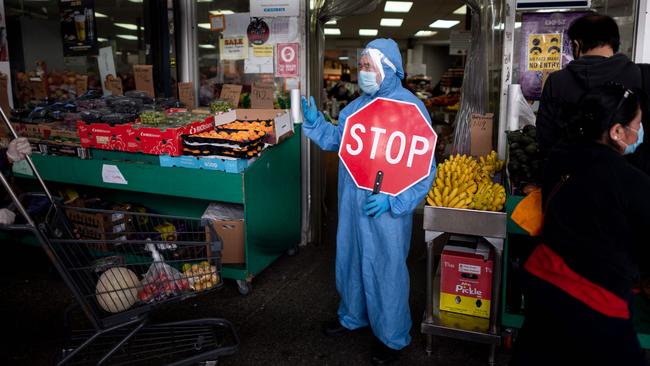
[95,267,141,313]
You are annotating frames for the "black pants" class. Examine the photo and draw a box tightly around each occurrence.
[510,273,646,366]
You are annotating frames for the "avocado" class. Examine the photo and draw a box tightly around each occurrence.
[524,143,538,155]
[522,125,536,134]
[508,161,520,171]
[509,142,520,150]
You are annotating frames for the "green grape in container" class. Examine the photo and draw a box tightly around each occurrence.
[139,110,167,125]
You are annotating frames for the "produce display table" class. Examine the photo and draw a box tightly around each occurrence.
[501,195,650,348]
[12,131,302,295]
[421,205,506,366]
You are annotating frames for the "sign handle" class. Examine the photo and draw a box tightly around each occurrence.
[372,171,384,195]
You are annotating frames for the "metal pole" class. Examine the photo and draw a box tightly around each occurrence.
[497,0,516,160]
[176,0,199,106]
[0,107,54,203]
[634,0,649,63]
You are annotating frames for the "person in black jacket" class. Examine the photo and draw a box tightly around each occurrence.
[511,84,649,366]
[536,13,642,157]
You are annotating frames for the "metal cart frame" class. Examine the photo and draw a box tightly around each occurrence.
[421,205,506,365]
[0,107,239,365]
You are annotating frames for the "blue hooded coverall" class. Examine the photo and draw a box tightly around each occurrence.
[303,38,436,350]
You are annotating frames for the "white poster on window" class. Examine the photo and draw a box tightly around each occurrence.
[219,36,249,60]
[250,0,299,17]
[245,45,274,74]
[98,46,116,96]
[223,13,251,37]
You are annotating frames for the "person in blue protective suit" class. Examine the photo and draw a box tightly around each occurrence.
[301,38,436,365]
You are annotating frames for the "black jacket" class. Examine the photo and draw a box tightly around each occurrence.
[536,54,642,156]
[542,141,650,301]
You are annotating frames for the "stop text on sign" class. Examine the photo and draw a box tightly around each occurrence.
[345,125,431,168]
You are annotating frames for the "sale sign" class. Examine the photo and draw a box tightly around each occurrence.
[276,43,299,78]
[339,98,437,196]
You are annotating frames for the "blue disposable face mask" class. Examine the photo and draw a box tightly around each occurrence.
[622,124,644,155]
[359,71,380,95]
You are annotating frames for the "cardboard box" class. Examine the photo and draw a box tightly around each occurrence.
[202,203,245,264]
[12,121,79,143]
[440,243,493,318]
[159,155,256,173]
[77,121,140,152]
[133,117,214,156]
[213,109,293,145]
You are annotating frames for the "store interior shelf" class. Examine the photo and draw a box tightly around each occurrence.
[12,131,302,284]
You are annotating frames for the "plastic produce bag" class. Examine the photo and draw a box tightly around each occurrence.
[138,242,189,303]
[507,84,536,130]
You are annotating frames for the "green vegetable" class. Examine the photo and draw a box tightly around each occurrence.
[139,111,167,125]
[209,100,233,113]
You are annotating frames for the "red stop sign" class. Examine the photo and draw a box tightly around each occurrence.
[338,97,437,196]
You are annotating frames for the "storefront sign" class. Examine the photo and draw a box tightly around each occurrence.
[60,0,98,56]
[519,12,588,100]
[450,31,472,56]
[219,36,248,60]
[134,65,155,97]
[517,0,590,10]
[247,18,270,45]
[220,84,242,108]
[527,33,562,71]
[178,82,195,109]
[210,14,225,31]
[470,113,494,157]
[98,46,116,96]
[276,43,299,78]
[250,0,299,17]
[251,82,275,109]
[245,45,274,74]
[75,75,88,96]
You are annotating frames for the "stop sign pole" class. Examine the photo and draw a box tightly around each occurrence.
[338,97,437,196]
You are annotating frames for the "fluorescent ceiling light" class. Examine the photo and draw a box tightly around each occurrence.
[536,8,571,12]
[380,18,403,27]
[384,1,413,13]
[359,29,378,36]
[324,28,341,35]
[128,0,142,3]
[197,23,211,29]
[116,34,138,40]
[209,10,234,15]
[415,30,437,37]
[429,20,459,29]
[326,20,337,25]
[97,37,108,42]
[199,44,216,49]
[493,22,522,30]
[310,0,314,10]
[115,51,123,55]
[95,12,108,18]
[198,0,214,2]
[453,5,467,15]
[339,56,349,60]
[115,23,138,30]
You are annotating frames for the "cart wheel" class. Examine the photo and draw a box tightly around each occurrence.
[236,280,252,296]
[285,245,298,256]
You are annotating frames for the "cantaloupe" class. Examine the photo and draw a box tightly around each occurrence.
[95,267,141,313]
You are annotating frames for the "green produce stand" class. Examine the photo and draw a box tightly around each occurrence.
[12,131,302,294]
[502,195,650,348]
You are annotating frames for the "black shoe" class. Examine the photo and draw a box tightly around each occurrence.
[322,319,352,337]
[371,340,400,366]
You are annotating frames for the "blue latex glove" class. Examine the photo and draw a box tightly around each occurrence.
[301,96,319,128]
[363,193,391,218]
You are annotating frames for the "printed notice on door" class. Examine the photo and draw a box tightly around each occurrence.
[527,33,562,71]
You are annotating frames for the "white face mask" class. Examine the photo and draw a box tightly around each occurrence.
[359,71,380,95]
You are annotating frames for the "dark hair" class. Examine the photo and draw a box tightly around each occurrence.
[570,84,641,141]
[568,14,620,54]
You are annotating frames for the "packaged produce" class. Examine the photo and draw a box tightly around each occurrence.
[216,120,274,135]
[95,267,141,313]
[506,125,542,193]
[139,110,167,125]
[209,100,232,113]
[181,261,220,292]
[426,151,506,212]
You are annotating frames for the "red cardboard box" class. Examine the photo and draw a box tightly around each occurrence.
[133,117,214,156]
[440,244,493,318]
[77,122,139,152]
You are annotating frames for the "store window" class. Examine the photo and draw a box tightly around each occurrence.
[3,0,175,107]
[196,1,301,109]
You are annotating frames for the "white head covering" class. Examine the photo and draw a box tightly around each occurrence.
[361,48,397,83]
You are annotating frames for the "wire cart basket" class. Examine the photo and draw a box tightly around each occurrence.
[0,108,239,365]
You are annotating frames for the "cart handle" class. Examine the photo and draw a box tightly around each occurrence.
[0,105,55,204]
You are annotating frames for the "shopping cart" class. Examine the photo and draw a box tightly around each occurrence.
[0,107,239,365]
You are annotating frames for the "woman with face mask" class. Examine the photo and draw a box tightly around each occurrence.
[300,39,435,365]
[510,84,650,366]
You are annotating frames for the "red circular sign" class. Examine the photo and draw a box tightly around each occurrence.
[338,97,437,196]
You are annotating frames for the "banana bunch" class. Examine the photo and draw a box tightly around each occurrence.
[425,151,506,212]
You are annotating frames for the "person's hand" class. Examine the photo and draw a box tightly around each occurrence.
[301,96,319,128]
[364,193,391,218]
[6,137,32,163]
[0,208,16,225]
